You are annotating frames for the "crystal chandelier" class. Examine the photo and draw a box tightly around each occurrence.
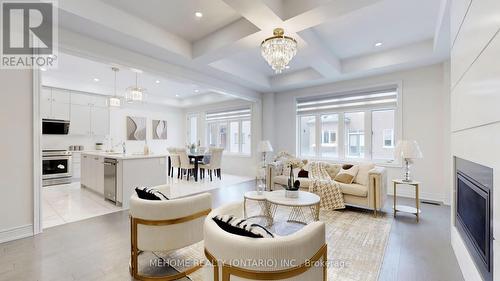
[126,71,146,103]
[261,28,297,74]
[107,67,122,108]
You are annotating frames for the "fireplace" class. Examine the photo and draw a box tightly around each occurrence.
[455,157,493,281]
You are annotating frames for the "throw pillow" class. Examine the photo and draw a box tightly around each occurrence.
[212,215,274,238]
[297,169,309,178]
[334,165,359,184]
[135,187,169,200]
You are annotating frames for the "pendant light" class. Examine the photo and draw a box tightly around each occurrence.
[107,67,122,108]
[126,71,146,103]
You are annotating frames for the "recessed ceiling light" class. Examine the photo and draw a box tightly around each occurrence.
[175,94,180,97]
[195,12,203,18]
[155,80,160,84]
[194,89,199,93]
[40,67,47,71]
[93,78,100,82]
[375,42,383,47]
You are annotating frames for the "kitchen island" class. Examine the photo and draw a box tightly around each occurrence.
[81,152,168,208]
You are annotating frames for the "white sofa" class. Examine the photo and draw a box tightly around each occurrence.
[129,190,212,280]
[267,160,387,215]
[203,202,327,281]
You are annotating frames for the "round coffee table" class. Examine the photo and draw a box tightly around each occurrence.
[265,190,320,225]
[243,191,272,226]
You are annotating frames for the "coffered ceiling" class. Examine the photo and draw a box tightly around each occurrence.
[55,0,450,98]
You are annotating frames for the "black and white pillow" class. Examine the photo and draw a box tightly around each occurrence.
[212,215,274,238]
[135,187,169,200]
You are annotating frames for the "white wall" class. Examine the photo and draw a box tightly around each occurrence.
[0,70,34,242]
[109,103,185,154]
[185,99,262,177]
[268,63,450,204]
[450,0,500,280]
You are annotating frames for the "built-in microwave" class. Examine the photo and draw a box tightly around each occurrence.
[42,119,70,135]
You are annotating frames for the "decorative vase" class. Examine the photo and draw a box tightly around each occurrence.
[285,190,299,198]
[287,166,294,189]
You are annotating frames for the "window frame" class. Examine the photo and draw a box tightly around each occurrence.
[296,84,402,166]
[382,128,395,148]
[206,118,251,156]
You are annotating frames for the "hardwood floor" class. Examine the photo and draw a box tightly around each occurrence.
[0,180,463,281]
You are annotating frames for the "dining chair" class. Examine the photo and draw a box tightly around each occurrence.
[178,148,195,181]
[167,147,181,178]
[200,147,223,181]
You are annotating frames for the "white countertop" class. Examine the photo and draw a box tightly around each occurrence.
[81,151,168,160]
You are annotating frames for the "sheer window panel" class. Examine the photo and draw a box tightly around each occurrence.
[241,120,251,154]
[320,114,339,158]
[299,116,316,157]
[345,112,365,158]
[372,109,395,161]
[219,123,228,150]
[229,121,239,153]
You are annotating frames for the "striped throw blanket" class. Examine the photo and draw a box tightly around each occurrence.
[309,161,345,210]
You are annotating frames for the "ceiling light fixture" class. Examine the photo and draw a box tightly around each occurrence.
[155,80,160,84]
[195,12,203,18]
[93,78,100,82]
[126,71,146,103]
[175,94,180,97]
[261,28,297,74]
[194,89,199,93]
[107,67,122,108]
[375,42,383,47]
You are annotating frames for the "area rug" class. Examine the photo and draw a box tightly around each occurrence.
[140,203,392,281]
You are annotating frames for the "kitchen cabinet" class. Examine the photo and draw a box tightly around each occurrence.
[81,154,104,194]
[69,104,91,135]
[41,87,70,120]
[91,106,109,136]
[72,152,81,179]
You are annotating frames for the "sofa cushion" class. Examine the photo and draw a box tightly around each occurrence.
[325,163,342,179]
[212,215,274,238]
[354,163,375,186]
[334,165,359,184]
[337,182,368,197]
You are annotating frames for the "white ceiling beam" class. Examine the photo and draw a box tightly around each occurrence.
[58,0,192,58]
[222,0,284,31]
[342,40,435,73]
[433,0,451,52]
[298,29,341,77]
[58,28,262,102]
[269,68,323,89]
[209,59,270,87]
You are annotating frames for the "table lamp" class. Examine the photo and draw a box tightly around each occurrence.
[259,140,273,164]
[395,140,423,182]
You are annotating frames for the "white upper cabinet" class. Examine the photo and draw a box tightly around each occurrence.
[70,104,91,135]
[91,106,109,136]
[70,92,93,106]
[91,95,108,108]
[40,87,70,120]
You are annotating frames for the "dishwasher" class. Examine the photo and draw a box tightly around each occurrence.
[104,158,119,205]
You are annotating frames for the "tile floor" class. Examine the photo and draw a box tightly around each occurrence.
[42,173,253,229]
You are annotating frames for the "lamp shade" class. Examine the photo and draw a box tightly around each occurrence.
[259,140,273,152]
[395,140,423,159]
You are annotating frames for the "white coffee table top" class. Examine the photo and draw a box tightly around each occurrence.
[265,190,320,207]
[244,191,268,200]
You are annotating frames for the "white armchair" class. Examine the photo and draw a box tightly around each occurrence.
[203,202,327,281]
[129,190,212,280]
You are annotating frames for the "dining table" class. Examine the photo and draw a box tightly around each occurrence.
[167,153,207,182]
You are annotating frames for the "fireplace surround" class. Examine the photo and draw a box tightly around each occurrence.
[455,157,493,281]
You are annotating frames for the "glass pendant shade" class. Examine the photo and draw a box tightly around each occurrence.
[108,67,122,108]
[126,72,146,103]
[261,28,297,74]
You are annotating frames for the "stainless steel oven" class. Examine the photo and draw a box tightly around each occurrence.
[42,149,72,186]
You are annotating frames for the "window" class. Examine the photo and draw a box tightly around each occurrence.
[297,86,399,163]
[299,116,316,157]
[187,114,198,145]
[206,107,252,155]
[345,112,365,158]
[320,114,338,158]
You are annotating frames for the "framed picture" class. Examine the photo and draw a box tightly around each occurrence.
[152,120,167,139]
[126,116,146,140]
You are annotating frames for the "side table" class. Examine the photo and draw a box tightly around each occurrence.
[392,179,421,222]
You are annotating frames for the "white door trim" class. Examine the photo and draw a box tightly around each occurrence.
[33,66,42,235]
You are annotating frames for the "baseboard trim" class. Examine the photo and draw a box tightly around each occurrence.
[0,224,33,244]
[388,186,449,205]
